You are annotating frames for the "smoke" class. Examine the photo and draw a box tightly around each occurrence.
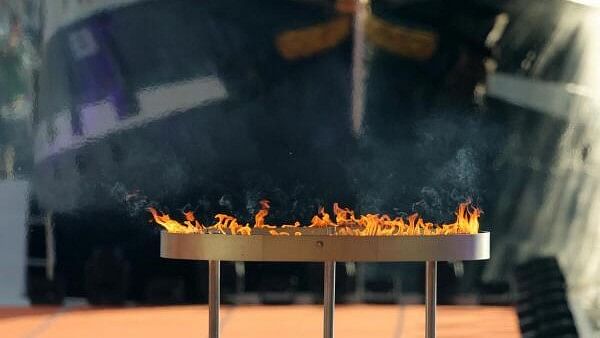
[350,111,501,222]
[109,182,156,217]
[412,114,498,219]
[218,194,233,211]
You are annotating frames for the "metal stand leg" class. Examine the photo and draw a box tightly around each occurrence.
[425,261,437,338]
[209,260,220,338]
[324,261,336,338]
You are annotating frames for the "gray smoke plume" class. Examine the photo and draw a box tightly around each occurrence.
[350,111,501,222]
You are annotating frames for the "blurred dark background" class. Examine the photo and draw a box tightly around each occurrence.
[0,0,598,336]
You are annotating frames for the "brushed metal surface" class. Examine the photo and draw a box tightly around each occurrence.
[160,231,490,262]
[208,260,220,338]
[425,261,437,338]
[323,261,335,338]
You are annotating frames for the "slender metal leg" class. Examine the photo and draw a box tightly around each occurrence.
[209,260,220,338]
[324,261,336,338]
[425,261,437,338]
[355,262,366,302]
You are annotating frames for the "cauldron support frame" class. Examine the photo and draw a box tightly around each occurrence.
[425,261,437,338]
[324,261,336,338]
[209,260,220,338]
[206,260,437,338]
[162,231,490,338]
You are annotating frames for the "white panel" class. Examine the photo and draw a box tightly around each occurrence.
[34,77,227,163]
[0,180,29,305]
[81,100,119,138]
[486,72,598,122]
[137,77,227,119]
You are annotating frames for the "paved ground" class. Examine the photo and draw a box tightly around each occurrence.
[0,304,519,338]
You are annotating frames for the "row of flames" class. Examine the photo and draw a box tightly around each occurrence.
[148,200,481,236]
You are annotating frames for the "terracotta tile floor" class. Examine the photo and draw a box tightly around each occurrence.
[0,305,519,338]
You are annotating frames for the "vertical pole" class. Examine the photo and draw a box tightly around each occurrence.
[324,261,336,338]
[44,211,55,281]
[355,263,366,302]
[425,261,437,338]
[209,260,220,338]
[351,0,369,135]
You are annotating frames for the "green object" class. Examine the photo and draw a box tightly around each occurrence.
[0,52,26,106]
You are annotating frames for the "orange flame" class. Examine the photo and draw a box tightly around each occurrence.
[254,200,276,229]
[309,206,334,227]
[148,200,481,236]
[147,207,203,234]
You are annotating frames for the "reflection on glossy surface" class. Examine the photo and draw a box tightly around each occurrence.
[0,0,598,327]
[35,0,357,220]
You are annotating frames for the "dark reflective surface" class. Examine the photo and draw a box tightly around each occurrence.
[35,0,357,223]
[1,0,599,328]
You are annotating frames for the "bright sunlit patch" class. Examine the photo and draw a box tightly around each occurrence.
[567,0,600,7]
